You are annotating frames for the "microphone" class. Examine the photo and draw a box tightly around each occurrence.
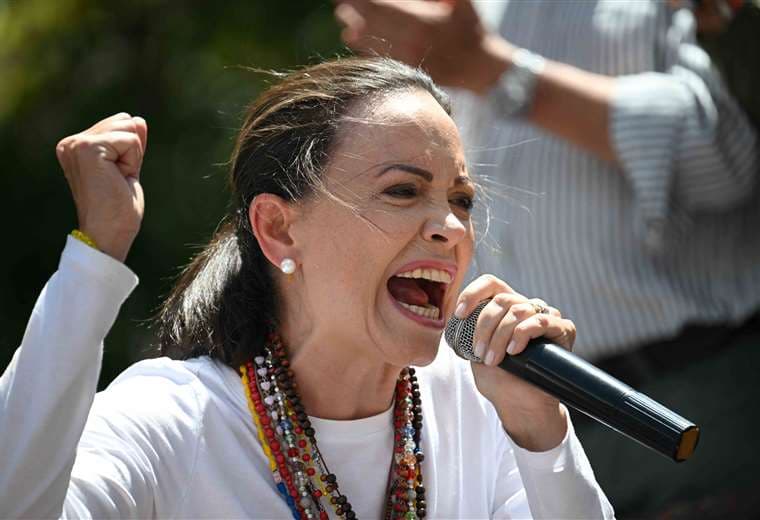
[445,300,700,462]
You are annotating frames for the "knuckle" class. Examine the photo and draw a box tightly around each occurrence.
[120,119,138,134]
[535,314,550,328]
[69,136,87,152]
[566,320,577,338]
[513,320,529,335]
[511,302,532,318]
[491,292,513,308]
[481,273,499,285]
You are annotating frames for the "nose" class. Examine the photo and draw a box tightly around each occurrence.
[422,209,467,247]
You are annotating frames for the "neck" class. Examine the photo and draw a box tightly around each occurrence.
[280,329,402,421]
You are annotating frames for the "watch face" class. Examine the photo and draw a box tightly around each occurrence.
[496,51,544,117]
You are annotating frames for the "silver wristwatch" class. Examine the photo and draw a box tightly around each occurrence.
[492,48,546,118]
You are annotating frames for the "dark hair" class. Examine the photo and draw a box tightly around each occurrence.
[156,57,451,367]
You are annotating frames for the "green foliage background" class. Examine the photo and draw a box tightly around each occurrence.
[0,0,343,387]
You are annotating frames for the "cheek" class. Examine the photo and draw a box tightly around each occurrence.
[462,228,475,261]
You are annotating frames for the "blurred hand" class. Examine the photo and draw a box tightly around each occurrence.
[334,0,512,93]
[56,113,148,262]
[455,275,577,450]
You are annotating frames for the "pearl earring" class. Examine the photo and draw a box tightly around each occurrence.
[280,258,296,275]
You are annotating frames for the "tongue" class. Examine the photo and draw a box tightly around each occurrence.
[388,277,430,306]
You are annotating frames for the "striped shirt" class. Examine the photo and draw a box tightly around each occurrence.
[453,1,760,360]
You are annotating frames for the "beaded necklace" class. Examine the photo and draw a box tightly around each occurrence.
[240,333,427,519]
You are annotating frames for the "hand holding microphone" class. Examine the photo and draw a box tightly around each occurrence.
[449,275,580,451]
[447,276,699,461]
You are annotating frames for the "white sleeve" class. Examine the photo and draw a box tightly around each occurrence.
[493,409,615,519]
[64,362,204,519]
[0,237,138,518]
[610,7,758,247]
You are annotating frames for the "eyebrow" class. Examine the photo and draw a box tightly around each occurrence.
[377,163,433,181]
[377,163,475,188]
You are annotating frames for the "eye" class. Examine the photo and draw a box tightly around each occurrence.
[450,194,475,211]
[383,183,419,199]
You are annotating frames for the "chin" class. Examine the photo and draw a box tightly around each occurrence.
[402,334,442,367]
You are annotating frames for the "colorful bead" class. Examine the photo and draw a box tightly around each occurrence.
[241,339,425,519]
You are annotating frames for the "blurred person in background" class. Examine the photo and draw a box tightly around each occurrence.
[335,0,760,517]
[0,58,613,519]
[691,0,760,130]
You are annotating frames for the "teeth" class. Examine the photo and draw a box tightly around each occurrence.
[399,302,440,320]
[396,267,452,284]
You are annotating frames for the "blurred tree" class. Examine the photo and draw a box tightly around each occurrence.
[0,0,342,387]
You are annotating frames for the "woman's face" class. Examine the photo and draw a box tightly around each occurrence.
[287,89,475,367]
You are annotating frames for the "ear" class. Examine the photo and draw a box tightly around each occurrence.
[248,193,299,273]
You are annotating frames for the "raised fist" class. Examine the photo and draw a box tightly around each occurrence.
[56,113,148,262]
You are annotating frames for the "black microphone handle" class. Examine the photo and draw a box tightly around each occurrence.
[502,339,700,462]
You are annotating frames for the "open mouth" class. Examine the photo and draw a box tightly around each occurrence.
[387,266,452,321]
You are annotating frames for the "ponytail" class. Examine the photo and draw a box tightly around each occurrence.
[156,218,277,365]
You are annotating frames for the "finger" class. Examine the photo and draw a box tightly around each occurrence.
[132,116,148,155]
[86,112,132,134]
[470,293,526,362]
[56,135,76,174]
[335,3,366,44]
[79,131,144,177]
[87,117,148,156]
[508,315,576,357]
[481,301,535,366]
[454,274,521,319]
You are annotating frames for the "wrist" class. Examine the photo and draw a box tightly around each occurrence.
[80,225,136,263]
[500,401,568,452]
[468,34,515,95]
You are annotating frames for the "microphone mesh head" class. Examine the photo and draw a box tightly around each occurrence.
[444,300,489,363]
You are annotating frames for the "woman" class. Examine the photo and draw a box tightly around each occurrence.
[0,58,613,519]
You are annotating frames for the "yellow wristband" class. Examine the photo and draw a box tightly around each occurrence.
[71,229,98,250]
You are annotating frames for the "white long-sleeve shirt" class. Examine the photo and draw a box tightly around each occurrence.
[459,1,760,360]
[0,237,614,519]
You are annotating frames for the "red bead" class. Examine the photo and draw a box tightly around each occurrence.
[260,415,270,425]
[288,448,298,457]
[275,453,285,464]
[302,453,311,462]
[319,512,328,520]
[265,427,274,438]
[270,440,280,452]
[298,439,307,448]
[306,467,316,476]
[294,427,303,434]
[313,489,322,498]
